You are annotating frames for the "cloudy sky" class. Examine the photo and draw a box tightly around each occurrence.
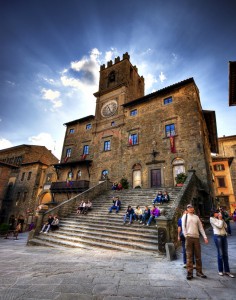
[1,0,236,159]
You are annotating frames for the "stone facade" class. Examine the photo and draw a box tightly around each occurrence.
[218,135,236,208]
[0,145,58,224]
[212,156,235,212]
[55,53,217,204]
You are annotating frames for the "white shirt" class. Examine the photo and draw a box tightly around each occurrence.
[210,217,227,236]
[182,213,207,239]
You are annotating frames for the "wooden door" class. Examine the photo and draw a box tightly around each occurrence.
[151,169,161,187]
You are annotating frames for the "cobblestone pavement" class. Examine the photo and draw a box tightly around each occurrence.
[0,223,235,300]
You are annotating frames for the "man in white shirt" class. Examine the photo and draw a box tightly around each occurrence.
[182,204,208,280]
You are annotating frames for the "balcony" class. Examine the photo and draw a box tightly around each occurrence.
[50,180,90,193]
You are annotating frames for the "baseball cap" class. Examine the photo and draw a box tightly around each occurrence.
[187,204,193,208]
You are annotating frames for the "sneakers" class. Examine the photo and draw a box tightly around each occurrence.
[139,221,143,224]
[196,272,207,278]
[225,272,235,278]
[39,231,43,233]
[183,264,186,268]
[219,272,224,276]
[193,264,196,269]
[186,273,193,280]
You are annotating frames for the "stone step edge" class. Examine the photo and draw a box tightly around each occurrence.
[54,228,158,244]
[59,220,158,231]
[59,225,158,237]
[39,232,159,250]
[34,234,159,253]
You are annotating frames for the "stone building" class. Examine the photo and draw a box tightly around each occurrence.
[218,135,236,207]
[0,145,58,224]
[52,53,218,207]
[212,155,235,212]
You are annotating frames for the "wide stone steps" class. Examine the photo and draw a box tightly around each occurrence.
[59,219,157,235]
[30,187,181,253]
[31,233,159,254]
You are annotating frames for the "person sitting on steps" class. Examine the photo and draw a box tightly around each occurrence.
[109,196,121,213]
[77,201,85,214]
[123,205,134,225]
[40,215,54,233]
[83,200,93,214]
[50,215,59,231]
[153,191,163,205]
[146,205,160,226]
[140,206,150,225]
[162,191,170,203]
[134,205,143,221]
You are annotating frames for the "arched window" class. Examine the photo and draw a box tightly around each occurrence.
[77,170,82,179]
[68,171,73,179]
[101,170,109,180]
[172,158,185,183]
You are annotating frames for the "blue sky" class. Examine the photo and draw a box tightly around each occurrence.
[1,0,236,159]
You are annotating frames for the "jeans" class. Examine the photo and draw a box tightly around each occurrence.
[213,234,230,273]
[181,238,187,264]
[124,214,133,223]
[147,215,155,225]
[109,205,120,213]
[186,237,202,274]
[141,213,149,223]
[134,214,142,221]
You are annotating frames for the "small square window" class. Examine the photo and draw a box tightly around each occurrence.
[217,177,226,187]
[21,172,25,181]
[83,145,89,155]
[130,109,138,116]
[165,124,175,137]
[66,148,72,157]
[104,141,111,151]
[27,172,32,180]
[129,133,138,145]
[86,124,92,130]
[69,128,75,134]
[214,164,225,171]
[164,97,173,105]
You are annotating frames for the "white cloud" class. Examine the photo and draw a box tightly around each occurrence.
[0,138,13,150]
[172,52,178,63]
[28,132,61,159]
[159,71,167,83]
[41,88,62,109]
[145,73,158,90]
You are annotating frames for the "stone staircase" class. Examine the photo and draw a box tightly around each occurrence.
[29,187,180,254]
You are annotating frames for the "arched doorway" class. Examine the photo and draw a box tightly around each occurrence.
[172,158,185,185]
[132,164,142,188]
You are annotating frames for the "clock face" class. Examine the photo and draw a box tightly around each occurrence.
[101,100,118,118]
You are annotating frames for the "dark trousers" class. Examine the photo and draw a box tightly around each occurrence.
[186,237,202,274]
[213,235,230,273]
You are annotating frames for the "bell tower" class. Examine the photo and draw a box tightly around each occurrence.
[94,52,144,122]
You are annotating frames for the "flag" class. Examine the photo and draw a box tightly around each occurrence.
[64,156,69,162]
[129,136,133,145]
[170,136,176,153]
[81,154,87,160]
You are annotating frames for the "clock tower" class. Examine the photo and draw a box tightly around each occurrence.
[93,52,144,125]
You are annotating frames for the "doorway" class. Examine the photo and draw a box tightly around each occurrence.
[133,170,141,188]
[151,169,161,187]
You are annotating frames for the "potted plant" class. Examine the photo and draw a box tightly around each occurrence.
[175,172,187,186]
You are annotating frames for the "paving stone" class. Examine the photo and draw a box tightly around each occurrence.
[55,283,93,294]
[92,284,118,296]
[117,285,166,298]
